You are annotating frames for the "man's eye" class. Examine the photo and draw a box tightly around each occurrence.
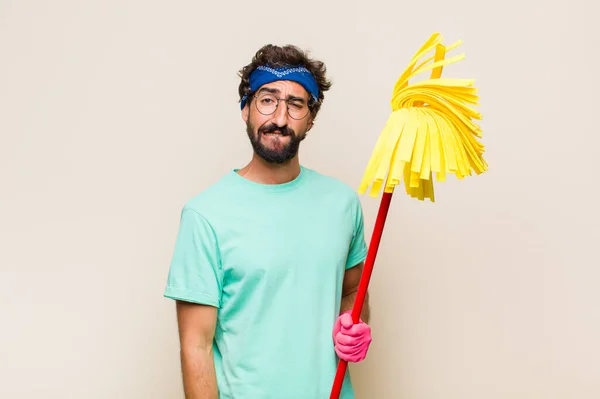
[289,102,303,109]
[261,98,273,104]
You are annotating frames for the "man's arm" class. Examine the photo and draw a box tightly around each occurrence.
[340,261,370,323]
[176,300,218,399]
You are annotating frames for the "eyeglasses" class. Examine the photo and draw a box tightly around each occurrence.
[253,92,311,120]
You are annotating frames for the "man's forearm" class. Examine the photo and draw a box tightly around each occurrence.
[180,347,218,399]
[340,290,370,323]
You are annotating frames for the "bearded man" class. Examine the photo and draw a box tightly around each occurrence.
[164,44,373,399]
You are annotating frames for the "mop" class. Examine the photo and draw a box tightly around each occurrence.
[329,32,489,398]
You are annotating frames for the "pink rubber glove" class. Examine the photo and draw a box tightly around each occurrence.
[332,311,372,362]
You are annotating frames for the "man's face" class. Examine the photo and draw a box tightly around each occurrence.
[242,80,314,164]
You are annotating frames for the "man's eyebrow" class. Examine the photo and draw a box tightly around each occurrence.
[256,86,307,102]
[288,95,306,103]
[256,86,280,95]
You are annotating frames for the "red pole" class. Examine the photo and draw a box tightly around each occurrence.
[329,190,394,398]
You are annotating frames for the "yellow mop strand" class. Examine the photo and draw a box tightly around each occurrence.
[357,32,488,202]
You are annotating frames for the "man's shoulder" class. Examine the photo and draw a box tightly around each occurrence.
[303,167,360,199]
[180,171,237,216]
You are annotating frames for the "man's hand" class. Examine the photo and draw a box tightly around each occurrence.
[332,311,372,362]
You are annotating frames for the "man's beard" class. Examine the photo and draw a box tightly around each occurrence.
[246,121,306,164]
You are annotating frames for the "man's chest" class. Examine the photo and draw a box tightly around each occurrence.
[217,205,354,288]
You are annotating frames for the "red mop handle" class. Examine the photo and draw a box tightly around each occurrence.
[329,190,394,399]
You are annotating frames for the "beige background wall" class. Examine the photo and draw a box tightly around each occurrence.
[1,0,598,398]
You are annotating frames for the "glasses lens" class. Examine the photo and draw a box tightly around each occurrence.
[287,99,309,120]
[256,93,278,115]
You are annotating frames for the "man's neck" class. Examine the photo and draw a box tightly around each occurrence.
[236,154,301,185]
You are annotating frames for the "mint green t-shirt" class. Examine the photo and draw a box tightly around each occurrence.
[164,166,368,399]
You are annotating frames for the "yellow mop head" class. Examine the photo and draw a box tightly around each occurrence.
[357,33,488,202]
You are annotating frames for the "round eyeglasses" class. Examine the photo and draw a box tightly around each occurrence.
[253,92,311,120]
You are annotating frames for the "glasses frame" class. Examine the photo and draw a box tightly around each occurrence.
[251,92,313,120]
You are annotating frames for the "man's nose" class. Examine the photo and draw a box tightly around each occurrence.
[272,101,289,126]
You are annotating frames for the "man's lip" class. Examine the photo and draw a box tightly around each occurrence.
[262,131,287,136]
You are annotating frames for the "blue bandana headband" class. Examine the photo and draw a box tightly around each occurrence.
[240,65,319,109]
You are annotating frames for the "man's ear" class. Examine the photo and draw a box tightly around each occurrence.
[241,103,249,122]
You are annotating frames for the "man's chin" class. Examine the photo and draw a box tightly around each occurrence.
[258,152,292,164]
[248,128,301,164]
[254,146,297,164]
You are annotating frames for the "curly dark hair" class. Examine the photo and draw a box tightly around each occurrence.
[238,44,332,118]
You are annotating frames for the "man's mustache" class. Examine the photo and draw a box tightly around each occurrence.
[258,124,294,137]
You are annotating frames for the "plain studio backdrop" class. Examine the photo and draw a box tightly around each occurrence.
[1,0,598,398]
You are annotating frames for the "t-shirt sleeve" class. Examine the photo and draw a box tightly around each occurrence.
[163,206,223,307]
[345,194,368,269]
